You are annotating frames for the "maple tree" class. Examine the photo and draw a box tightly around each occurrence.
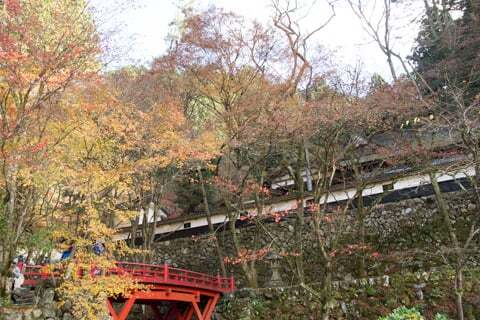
[106,64,222,263]
[42,63,221,318]
[0,0,100,295]
[0,1,149,314]
[12,79,144,317]
[158,5,286,287]
[262,71,422,319]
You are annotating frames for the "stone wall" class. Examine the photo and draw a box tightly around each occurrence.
[1,288,68,320]
[153,191,480,287]
[217,268,480,319]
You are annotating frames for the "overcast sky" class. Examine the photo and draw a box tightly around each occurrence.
[91,0,425,80]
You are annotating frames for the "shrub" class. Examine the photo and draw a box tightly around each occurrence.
[378,307,424,320]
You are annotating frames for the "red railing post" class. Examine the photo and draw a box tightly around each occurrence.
[163,263,168,281]
[216,274,221,287]
[229,275,235,290]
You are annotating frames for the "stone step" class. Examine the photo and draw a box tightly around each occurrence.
[12,299,34,306]
[12,295,34,303]
[12,288,36,305]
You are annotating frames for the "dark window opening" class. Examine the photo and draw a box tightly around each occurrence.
[183,222,191,229]
[383,183,394,192]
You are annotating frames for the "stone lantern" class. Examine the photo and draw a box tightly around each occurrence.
[266,252,284,287]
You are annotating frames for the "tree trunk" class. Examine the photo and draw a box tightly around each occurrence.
[386,51,398,82]
[455,266,465,320]
[228,213,258,288]
[472,153,480,207]
[356,192,367,278]
[0,163,18,297]
[294,144,305,284]
[198,168,227,277]
[0,250,13,297]
[430,172,464,320]
[130,217,139,248]
[320,259,333,320]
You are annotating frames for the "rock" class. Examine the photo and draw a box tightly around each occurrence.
[332,281,340,290]
[382,275,390,287]
[32,309,43,319]
[42,308,56,319]
[23,309,33,320]
[2,313,23,320]
[263,291,273,299]
[41,289,55,305]
[400,294,411,305]
[413,283,426,300]
[386,298,397,308]
[61,301,72,313]
[62,313,73,320]
[22,309,33,320]
[236,289,255,299]
[343,273,353,283]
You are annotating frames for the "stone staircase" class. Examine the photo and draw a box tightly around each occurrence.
[11,288,36,305]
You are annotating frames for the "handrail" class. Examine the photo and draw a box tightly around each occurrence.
[22,261,235,293]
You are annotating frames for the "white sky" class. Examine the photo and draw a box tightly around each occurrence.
[91,0,425,80]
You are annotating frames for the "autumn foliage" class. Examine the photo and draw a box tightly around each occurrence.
[1,1,478,320]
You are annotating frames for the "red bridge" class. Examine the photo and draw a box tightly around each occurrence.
[23,262,235,320]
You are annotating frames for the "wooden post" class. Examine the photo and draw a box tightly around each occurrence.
[203,294,220,320]
[109,295,136,320]
[183,305,194,320]
[191,301,204,320]
[163,263,168,281]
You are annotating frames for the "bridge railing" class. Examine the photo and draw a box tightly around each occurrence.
[22,261,235,293]
[23,265,60,286]
[112,262,234,292]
